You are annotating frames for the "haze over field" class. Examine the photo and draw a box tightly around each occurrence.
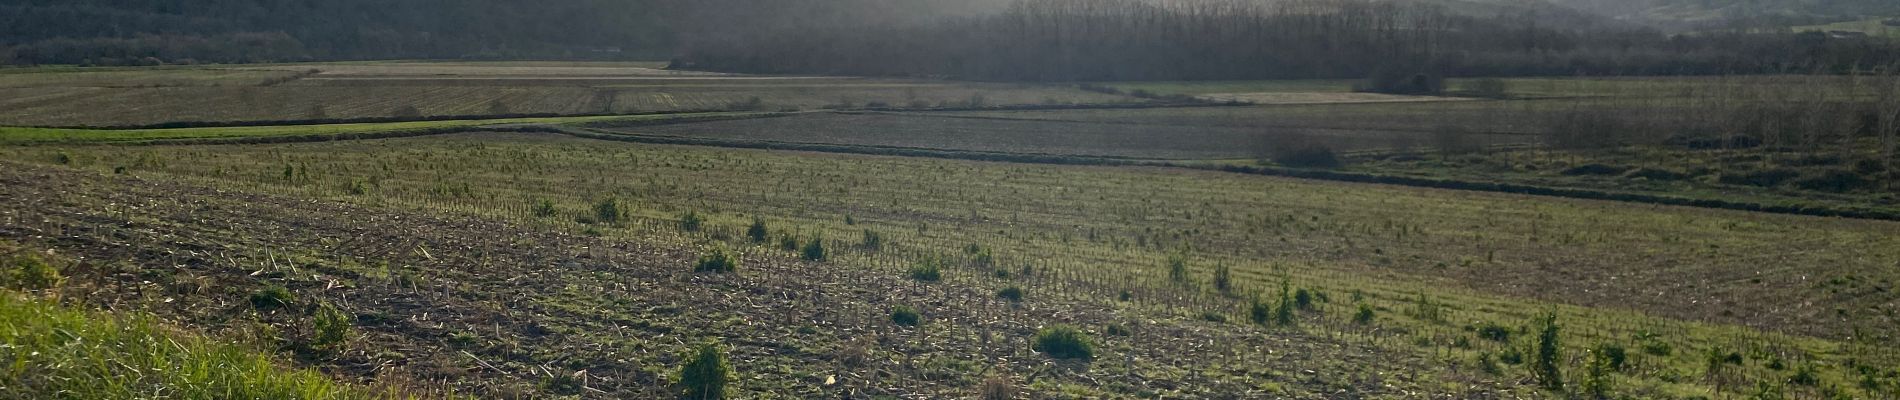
[4,0,1900,399]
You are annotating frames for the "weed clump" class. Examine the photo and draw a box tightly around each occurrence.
[695,245,739,273]
[1166,253,1189,285]
[679,211,704,232]
[996,286,1023,302]
[1353,303,1375,325]
[4,253,62,290]
[746,218,768,242]
[249,285,295,310]
[533,199,558,218]
[676,342,733,400]
[860,229,882,250]
[890,306,921,327]
[778,235,799,251]
[308,303,351,350]
[1212,264,1233,295]
[1533,313,1564,390]
[800,238,827,261]
[1031,325,1094,361]
[908,260,942,282]
[592,198,624,224]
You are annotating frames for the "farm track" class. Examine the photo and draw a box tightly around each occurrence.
[0,162,1476,398]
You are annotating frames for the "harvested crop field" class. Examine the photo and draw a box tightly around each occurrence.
[598,112,1532,159]
[8,131,1899,398]
[0,161,1469,398]
[0,64,1135,127]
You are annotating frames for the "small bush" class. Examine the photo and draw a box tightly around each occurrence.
[1293,289,1314,310]
[746,218,768,242]
[249,285,295,310]
[1353,303,1375,325]
[1641,340,1673,356]
[1031,326,1094,360]
[1788,364,1819,386]
[890,306,921,327]
[1500,346,1526,365]
[593,198,623,224]
[1211,264,1233,294]
[778,235,799,251]
[309,303,351,349]
[1166,253,1188,285]
[1104,324,1131,336]
[695,245,739,273]
[5,253,62,290]
[676,342,732,400]
[532,199,558,218]
[1533,313,1563,390]
[996,286,1023,302]
[860,229,882,250]
[679,211,704,232]
[800,238,827,261]
[1600,344,1627,371]
[1200,311,1228,323]
[1477,323,1511,342]
[908,260,942,282]
[1250,297,1272,325]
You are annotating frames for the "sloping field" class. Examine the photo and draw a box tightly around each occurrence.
[7,132,1897,397]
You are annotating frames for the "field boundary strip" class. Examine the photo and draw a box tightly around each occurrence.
[551,125,1900,222]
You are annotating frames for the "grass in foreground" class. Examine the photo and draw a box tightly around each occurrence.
[0,293,391,399]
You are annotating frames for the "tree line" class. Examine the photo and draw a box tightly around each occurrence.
[675,0,1900,81]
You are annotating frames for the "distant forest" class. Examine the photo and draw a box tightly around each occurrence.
[678,0,1900,81]
[4,0,1899,82]
[0,0,1006,66]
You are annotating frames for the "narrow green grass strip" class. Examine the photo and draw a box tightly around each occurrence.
[0,294,383,399]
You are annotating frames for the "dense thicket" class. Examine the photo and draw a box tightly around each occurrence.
[677,0,1900,81]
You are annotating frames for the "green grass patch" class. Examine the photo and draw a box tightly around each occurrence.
[0,293,388,399]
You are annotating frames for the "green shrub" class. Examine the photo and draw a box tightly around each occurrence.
[1477,323,1511,342]
[908,260,942,282]
[533,199,558,218]
[800,238,827,261]
[309,303,351,350]
[1600,344,1627,371]
[860,229,882,250]
[1273,279,1295,327]
[1031,325,1094,360]
[679,211,704,232]
[1533,313,1564,390]
[1249,296,1272,325]
[1478,352,1503,375]
[1500,346,1525,365]
[778,235,799,251]
[676,342,733,400]
[1354,303,1375,325]
[593,198,623,224]
[1166,253,1188,285]
[1212,264,1233,294]
[1789,364,1819,386]
[1641,340,1673,356]
[996,286,1023,302]
[695,245,739,273]
[249,285,295,310]
[890,306,921,326]
[1200,311,1227,323]
[746,218,768,242]
[1584,344,1614,398]
[1293,288,1314,310]
[6,253,62,290]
